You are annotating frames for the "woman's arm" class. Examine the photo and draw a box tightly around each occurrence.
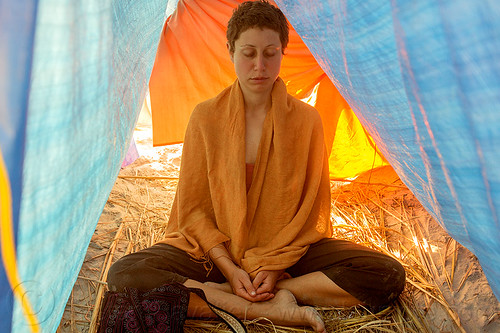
[208,244,238,279]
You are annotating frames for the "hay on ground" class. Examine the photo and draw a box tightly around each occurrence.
[57,149,499,333]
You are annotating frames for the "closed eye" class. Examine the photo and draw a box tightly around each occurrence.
[264,50,277,57]
[243,51,256,58]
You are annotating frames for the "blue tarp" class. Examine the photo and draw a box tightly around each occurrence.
[1,0,499,332]
[0,0,36,332]
[1,0,168,331]
[0,0,37,331]
[276,0,500,299]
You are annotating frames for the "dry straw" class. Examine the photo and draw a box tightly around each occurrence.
[58,169,467,333]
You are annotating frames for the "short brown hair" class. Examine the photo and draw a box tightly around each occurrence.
[226,0,289,54]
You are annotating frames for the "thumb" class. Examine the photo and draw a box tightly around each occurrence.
[241,275,257,297]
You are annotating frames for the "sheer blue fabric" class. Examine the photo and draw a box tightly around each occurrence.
[13,1,168,331]
[276,0,500,300]
[0,0,38,331]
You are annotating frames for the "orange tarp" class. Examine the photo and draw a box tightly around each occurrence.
[149,0,387,178]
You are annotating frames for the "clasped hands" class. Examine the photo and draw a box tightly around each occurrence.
[230,267,290,302]
[209,244,290,302]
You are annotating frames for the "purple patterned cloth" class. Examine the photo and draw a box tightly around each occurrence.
[98,283,190,332]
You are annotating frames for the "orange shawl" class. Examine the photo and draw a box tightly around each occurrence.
[162,78,332,277]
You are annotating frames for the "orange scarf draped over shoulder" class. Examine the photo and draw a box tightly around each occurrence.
[162,78,332,277]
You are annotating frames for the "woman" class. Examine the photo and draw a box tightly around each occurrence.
[107,1,405,332]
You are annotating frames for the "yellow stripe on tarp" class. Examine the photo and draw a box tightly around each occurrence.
[0,150,40,332]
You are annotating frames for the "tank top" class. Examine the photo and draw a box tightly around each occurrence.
[246,163,255,193]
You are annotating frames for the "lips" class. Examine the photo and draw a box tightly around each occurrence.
[250,77,269,82]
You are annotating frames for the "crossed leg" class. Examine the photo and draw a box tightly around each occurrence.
[184,239,405,332]
[185,271,363,332]
[107,240,405,332]
[185,278,328,332]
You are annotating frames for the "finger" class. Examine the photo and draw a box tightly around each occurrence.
[251,292,273,302]
[237,289,270,302]
[252,272,265,289]
[234,281,257,299]
[256,282,272,294]
[235,287,254,301]
[240,276,257,297]
[234,284,271,302]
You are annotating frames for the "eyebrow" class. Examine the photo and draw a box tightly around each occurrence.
[239,44,280,48]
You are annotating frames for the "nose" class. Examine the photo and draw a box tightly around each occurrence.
[254,54,265,71]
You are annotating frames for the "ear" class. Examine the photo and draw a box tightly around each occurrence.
[226,42,234,63]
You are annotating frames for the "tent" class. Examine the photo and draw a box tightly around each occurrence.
[1,0,499,331]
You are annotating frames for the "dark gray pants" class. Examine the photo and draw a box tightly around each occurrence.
[107,238,405,309]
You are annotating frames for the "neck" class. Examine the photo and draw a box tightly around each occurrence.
[245,96,271,114]
[241,89,273,114]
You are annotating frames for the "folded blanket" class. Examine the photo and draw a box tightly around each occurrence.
[162,77,332,277]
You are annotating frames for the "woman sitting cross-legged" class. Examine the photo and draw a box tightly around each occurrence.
[105,1,405,332]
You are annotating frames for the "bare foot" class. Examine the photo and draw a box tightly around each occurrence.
[190,280,325,332]
[248,289,325,332]
[204,281,233,293]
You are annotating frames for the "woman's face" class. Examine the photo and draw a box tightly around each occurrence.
[229,27,283,98]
